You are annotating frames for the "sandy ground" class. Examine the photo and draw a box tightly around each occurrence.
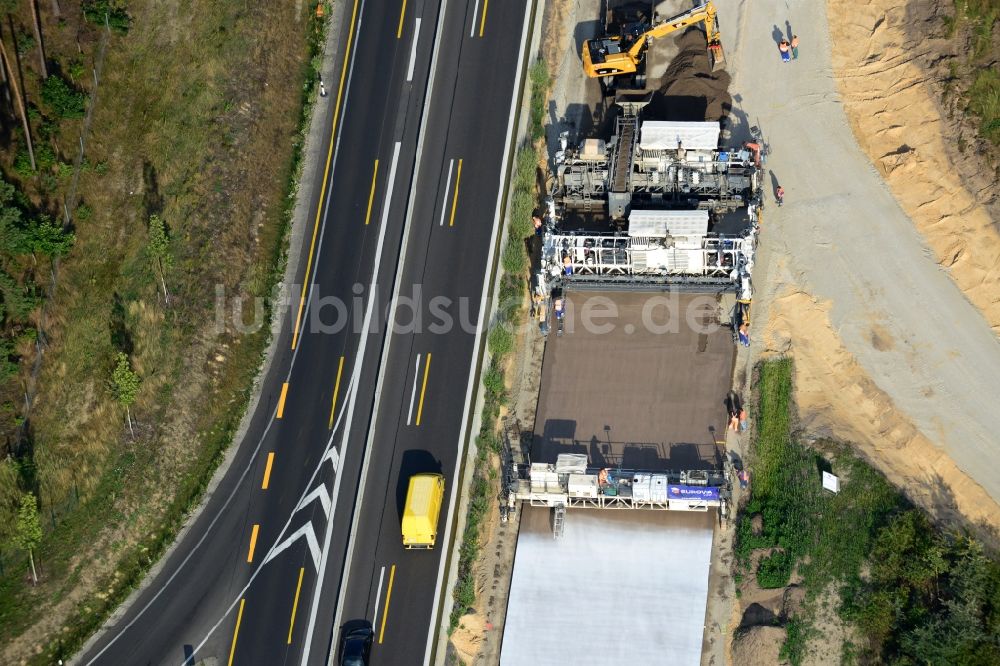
[718,0,1000,527]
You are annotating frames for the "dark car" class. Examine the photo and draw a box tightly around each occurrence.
[339,619,374,666]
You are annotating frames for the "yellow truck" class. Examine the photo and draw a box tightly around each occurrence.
[401,473,445,549]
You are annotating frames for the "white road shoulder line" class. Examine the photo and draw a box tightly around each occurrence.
[408,353,422,424]
[407,18,422,82]
[470,0,480,38]
[438,158,454,226]
[372,565,387,625]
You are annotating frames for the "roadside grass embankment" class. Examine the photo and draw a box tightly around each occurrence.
[448,58,549,633]
[0,2,326,663]
[737,359,1000,665]
[945,0,1000,146]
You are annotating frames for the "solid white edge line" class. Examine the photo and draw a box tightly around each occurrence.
[408,353,422,424]
[422,0,534,663]
[470,0,479,38]
[407,17,422,81]
[438,158,454,226]
[81,1,369,662]
[301,141,403,666]
[372,565,387,625]
[328,0,453,657]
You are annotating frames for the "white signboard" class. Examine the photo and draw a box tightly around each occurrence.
[822,471,840,493]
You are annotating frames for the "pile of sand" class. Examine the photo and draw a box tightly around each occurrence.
[732,626,786,665]
[764,289,1000,533]
[449,612,486,665]
[827,0,1000,333]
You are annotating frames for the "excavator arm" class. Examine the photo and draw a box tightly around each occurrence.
[582,1,726,79]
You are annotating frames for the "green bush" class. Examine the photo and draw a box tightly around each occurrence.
[968,67,1000,145]
[0,336,18,380]
[740,360,1000,665]
[41,75,87,119]
[16,32,35,57]
[528,60,549,141]
[780,617,807,666]
[509,190,535,239]
[0,270,39,321]
[757,549,793,588]
[14,152,33,178]
[495,276,523,325]
[83,0,131,34]
[450,470,493,629]
[14,143,57,177]
[487,323,513,358]
[500,237,526,275]
[68,59,86,82]
[482,364,505,400]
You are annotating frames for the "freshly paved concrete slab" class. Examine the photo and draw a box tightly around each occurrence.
[533,291,735,471]
[500,507,714,666]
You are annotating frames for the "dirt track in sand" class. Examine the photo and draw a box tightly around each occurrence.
[828,0,1000,334]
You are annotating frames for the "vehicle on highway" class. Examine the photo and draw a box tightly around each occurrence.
[402,473,446,549]
[338,620,374,666]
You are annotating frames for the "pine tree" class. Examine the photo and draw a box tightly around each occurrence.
[15,492,43,586]
[147,215,172,300]
[112,352,140,437]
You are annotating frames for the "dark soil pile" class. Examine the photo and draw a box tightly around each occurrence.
[648,28,732,122]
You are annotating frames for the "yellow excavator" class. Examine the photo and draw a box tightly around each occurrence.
[582,1,726,80]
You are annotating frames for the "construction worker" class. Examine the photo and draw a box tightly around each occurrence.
[779,39,791,63]
[738,322,750,347]
[739,469,749,489]
[775,185,785,206]
[791,35,800,60]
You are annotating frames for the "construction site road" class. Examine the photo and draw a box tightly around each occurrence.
[721,0,1000,506]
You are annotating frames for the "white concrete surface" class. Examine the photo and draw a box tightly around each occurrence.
[500,508,714,666]
[719,0,1000,503]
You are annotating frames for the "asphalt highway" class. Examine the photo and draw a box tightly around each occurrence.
[332,0,531,662]
[76,0,530,665]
